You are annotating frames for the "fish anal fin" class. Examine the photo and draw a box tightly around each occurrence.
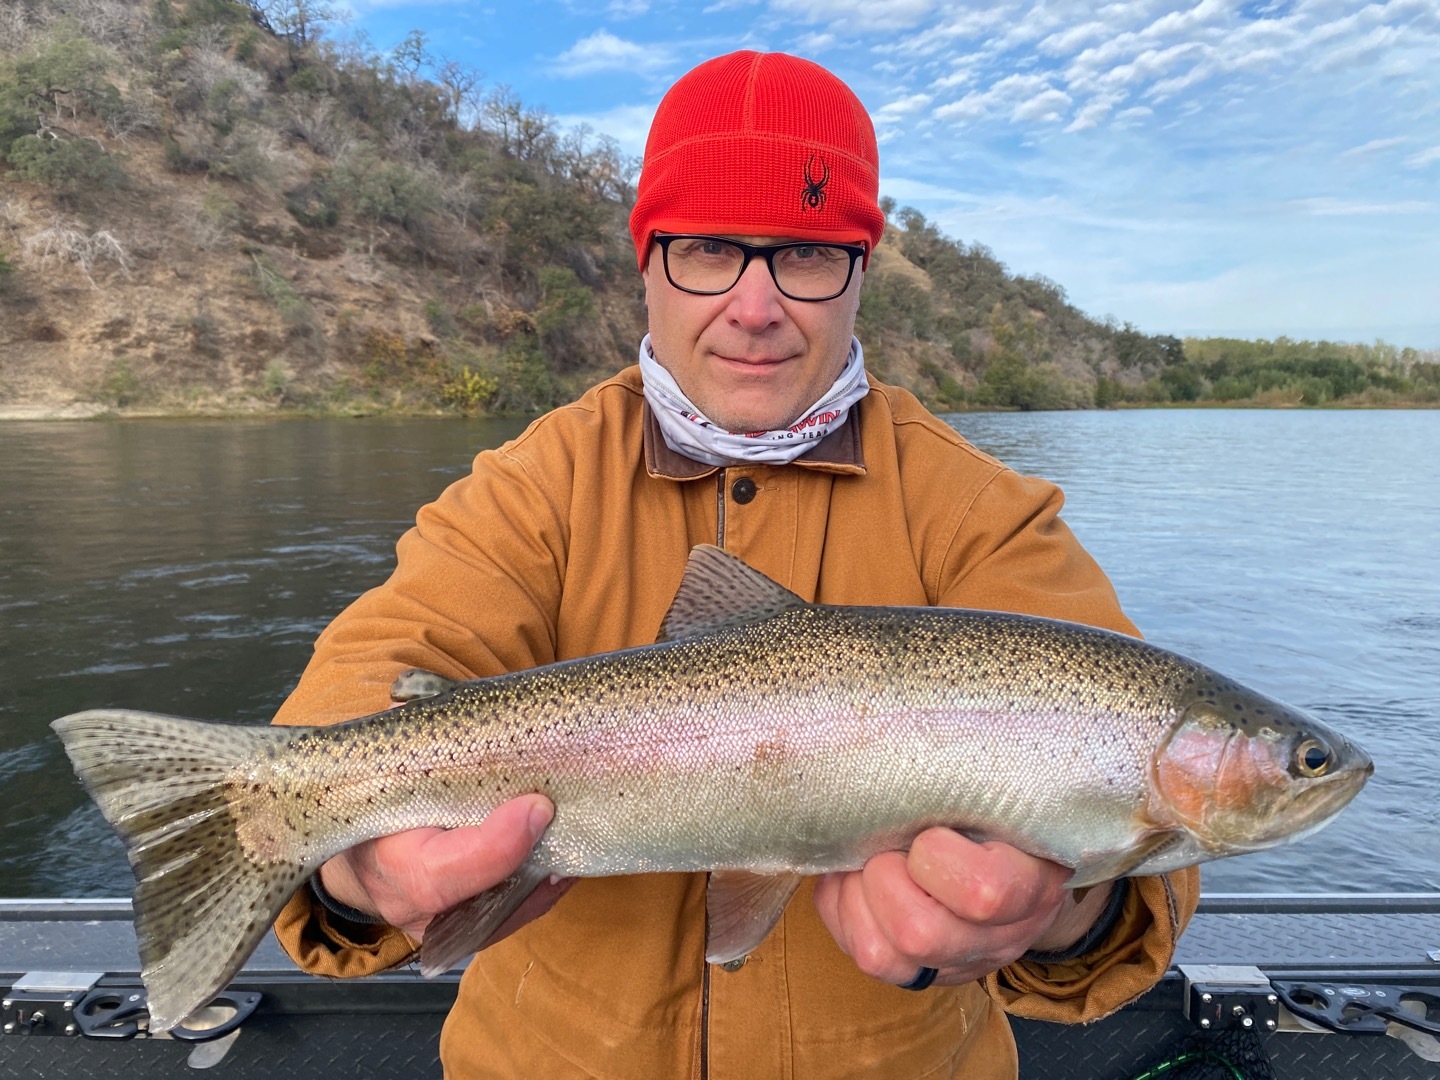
[704,871,804,965]
[1066,833,1183,889]
[419,862,549,977]
[658,545,807,643]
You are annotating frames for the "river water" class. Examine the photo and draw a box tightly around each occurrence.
[0,409,1435,897]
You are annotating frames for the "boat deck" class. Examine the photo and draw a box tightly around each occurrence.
[3,894,1438,1078]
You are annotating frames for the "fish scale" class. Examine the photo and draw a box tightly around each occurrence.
[52,544,1370,1034]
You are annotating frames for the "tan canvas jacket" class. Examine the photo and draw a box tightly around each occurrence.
[272,367,1200,1079]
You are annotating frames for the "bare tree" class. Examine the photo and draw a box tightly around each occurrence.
[23,216,133,289]
[257,0,343,60]
[435,58,484,129]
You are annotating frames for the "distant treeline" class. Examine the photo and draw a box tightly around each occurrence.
[1122,338,1440,408]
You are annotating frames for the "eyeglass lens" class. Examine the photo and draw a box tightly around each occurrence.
[664,238,855,300]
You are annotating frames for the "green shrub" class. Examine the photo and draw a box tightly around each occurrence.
[856,272,935,341]
[252,255,311,328]
[233,27,261,63]
[163,134,208,174]
[1159,364,1204,402]
[263,360,291,401]
[918,360,965,409]
[6,27,117,117]
[424,300,457,337]
[1093,377,1124,408]
[178,0,252,28]
[101,359,142,407]
[441,365,498,411]
[285,178,340,227]
[6,136,128,193]
[492,338,559,414]
[975,355,1089,411]
[154,27,189,53]
[333,147,438,232]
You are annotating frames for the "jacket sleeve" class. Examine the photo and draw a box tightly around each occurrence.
[936,466,1201,1022]
[271,435,571,979]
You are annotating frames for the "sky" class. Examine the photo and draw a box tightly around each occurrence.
[339,1,1440,349]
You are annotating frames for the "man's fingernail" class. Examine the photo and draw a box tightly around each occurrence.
[527,801,553,840]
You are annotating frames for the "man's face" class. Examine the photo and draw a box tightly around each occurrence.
[642,235,865,434]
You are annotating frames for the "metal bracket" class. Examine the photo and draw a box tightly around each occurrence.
[1,972,104,1037]
[71,987,150,1040]
[1179,964,1280,1033]
[1272,981,1440,1038]
[70,986,263,1043]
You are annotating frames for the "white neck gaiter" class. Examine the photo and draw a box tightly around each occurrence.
[639,335,869,467]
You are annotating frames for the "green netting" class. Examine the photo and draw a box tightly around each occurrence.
[1128,1030,1276,1080]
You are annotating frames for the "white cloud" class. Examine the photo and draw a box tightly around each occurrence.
[607,0,650,15]
[1012,87,1072,123]
[553,104,657,157]
[1406,145,1440,168]
[1340,137,1409,159]
[791,31,837,53]
[934,73,1060,124]
[552,31,668,76]
[1065,98,1116,133]
[1291,197,1437,216]
[767,0,936,32]
[1315,22,1403,70]
[880,177,976,203]
[875,92,934,118]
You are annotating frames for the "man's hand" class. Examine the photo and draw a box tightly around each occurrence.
[315,794,573,944]
[812,828,1115,987]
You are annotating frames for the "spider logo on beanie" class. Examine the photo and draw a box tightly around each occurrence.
[801,154,830,212]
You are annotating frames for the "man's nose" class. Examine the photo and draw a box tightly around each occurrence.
[723,255,785,331]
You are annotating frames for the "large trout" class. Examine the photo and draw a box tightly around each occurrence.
[53,545,1371,1032]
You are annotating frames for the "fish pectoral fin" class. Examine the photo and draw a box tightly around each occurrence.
[389,668,461,702]
[418,862,550,977]
[657,546,807,642]
[704,871,804,965]
[1066,833,1183,889]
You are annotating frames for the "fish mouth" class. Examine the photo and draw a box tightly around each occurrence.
[1236,758,1373,852]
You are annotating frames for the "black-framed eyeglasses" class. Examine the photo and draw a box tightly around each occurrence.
[655,234,866,302]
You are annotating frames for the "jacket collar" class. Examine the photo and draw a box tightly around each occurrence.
[643,398,868,481]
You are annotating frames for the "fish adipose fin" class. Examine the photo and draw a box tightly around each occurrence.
[389,668,461,702]
[1066,833,1182,889]
[419,862,550,977]
[659,545,808,642]
[50,709,311,1034]
[704,871,805,964]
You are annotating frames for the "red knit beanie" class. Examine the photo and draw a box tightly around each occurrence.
[629,51,884,271]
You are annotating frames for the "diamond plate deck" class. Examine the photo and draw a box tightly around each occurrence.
[3,895,1438,1078]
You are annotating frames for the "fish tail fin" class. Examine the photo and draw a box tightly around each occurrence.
[52,709,312,1034]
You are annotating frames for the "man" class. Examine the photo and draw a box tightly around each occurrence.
[273,51,1197,1078]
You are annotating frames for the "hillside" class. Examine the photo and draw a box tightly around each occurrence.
[2,0,1435,416]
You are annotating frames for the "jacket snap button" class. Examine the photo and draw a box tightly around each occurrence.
[721,957,747,972]
[731,477,757,505]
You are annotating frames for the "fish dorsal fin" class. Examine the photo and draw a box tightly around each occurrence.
[657,545,807,642]
[705,871,805,964]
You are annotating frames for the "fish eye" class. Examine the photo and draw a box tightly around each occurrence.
[1295,738,1331,777]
